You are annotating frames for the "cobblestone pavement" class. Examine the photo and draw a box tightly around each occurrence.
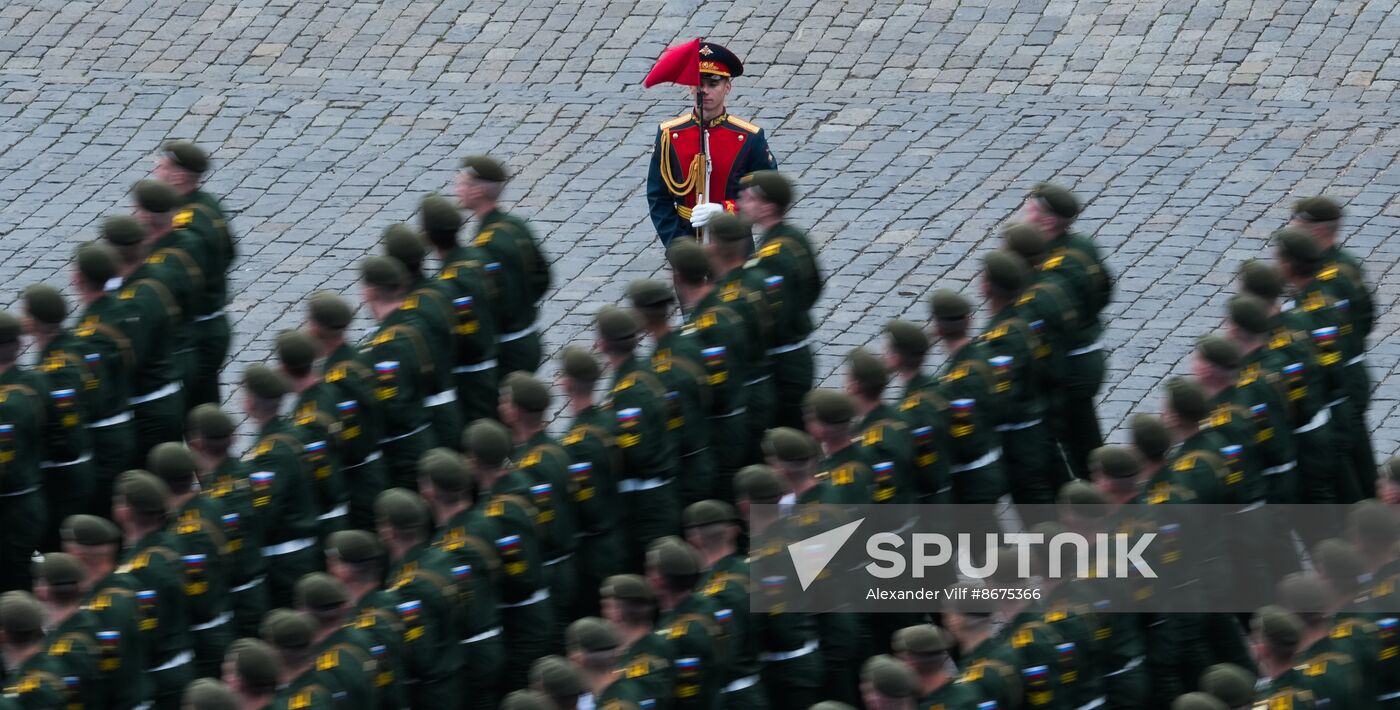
[0,0,1397,451]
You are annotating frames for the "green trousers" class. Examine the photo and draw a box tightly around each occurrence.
[769,346,814,431]
[500,595,554,691]
[460,634,505,710]
[88,419,136,517]
[342,455,389,531]
[0,491,43,592]
[189,315,231,408]
[454,366,499,425]
[132,387,185,460]
[620,483,679,573]
[381,428,429,491]
[1052,349,1106,480]
[41,457,93,552]
[497,331,542,376]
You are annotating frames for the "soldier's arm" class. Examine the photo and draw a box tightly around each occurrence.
[369,337,421,428]
[647,128,689,247]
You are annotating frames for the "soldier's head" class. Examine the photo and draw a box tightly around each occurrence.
[763,427,820,487]
[1129,413,1172,469]
[594,305,641,361]
[1191,333,1241,391]
[528,655,586,709]
[644,536,702,602]
[891,624,955,680]
[1021,182,1080,237]
[499,371,550,432]
[462,418,513,480]
[292,572,350,631]
[147,442,200,496]
[927,289,971,342]
[1225,294,1272,350]
[666,237,711,295]
[1289,196,1342,248]
[1002,222,1050,268]
[1348,500,1400,562]
[980,250,1028,306]
[59,514,121,575]
[241,364,290,424]
[556,346,600,403]
[1311,538,1365,605]
[803,389,857,447]
[1172,692,1231,710]
[131,179,181,237]
[1089,445,1145,499]
[73,240,120,297]
[155,140,208,194]
[274,329,317,384]
[1250,605,1303,671]
[419,193,463,252]
[113,470,171,532]
[0,311,19,367]
[417,447,475,513]
[682,499,740,554]
[381,223,426,279]
[223,639,282,700]
[182,678,238,710]
[598,574,656,629]
[883,319,929,374]
[305,291,354,351]
[260,609,319,677]
[845,346,888,404]
[323,529,386,590]
[373,488,431,553]
[1237,259,1284,304]
[1273,227,1322,283]
[626,278,675,330]
[455,155,508,212]
[21,284,67,340]
[692,42,742,117]
[1162,376,1208,438]
[705,213,754,267]
[358,256,410,321]
[860,654,919,710]
[0,591,46,654]
[737,170,793,225]
[1199,664,1256,710]
[733,465,786,530]
[1275,572,1333,628]
[33,552,87,607]
[186,404,236,460]
[100,214,150,269]
[565,617,622,674]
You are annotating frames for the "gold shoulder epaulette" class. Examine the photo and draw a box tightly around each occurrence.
[660,113,693,131]
[726,115,761,133]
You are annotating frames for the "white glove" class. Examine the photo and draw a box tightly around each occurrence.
[689,202,724,228]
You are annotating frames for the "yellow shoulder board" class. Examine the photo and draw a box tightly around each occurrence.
[474,230,494,247]
[1319,266,1338,281]
[1044,254,1065,269]
[173,209,194,228]
[758,242,781,259]
[661,113,692,131]
[326,365,346,383]
[1173,455,1196,472]
[290,690,313,710]
[727,115,761,133]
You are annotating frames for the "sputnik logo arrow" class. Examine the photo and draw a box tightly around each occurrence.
[787,518,865,591]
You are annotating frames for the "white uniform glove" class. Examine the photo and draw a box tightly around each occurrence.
[688,202,724,228]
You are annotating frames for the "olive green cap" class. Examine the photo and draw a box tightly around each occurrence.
[708,213,752,244]
[183,679,237,710]
[530,655,586,699]
[1058,479,1109,508]
[1252,605,1303,648]
[846,347,888,392]
[861,654,918,698]
[762,427,819,463]
[1238,259,1284,300]
[1228,294,1272,335]
[419,448,472,493]
[325,529,384,565]
[626,278,675,308]
[271,331,314,377]
[1089,445,1144,480]
[1349,500,1400,548]
[1002,222,1048,259]
[243,364,291,400]
[1200,663,1255,709]
[374,488,428,532]
[1386,456,1400,483]
[101,214,147,246]
[1031,182,1080,219]
[419,194,462,234]
[147,442,198,488]
[228,638,281,694]
[37,552,85,588]
[1276,572,1330,614]
[1274,227,1322,263]
[566,616,619,653]
[0,591,43,635]
[163,140,209,174]
[187,404,235,440]
[646,536,701,577]
[682,499,738,529]
[884,319,930,359]
[928,288,971,320]
[1166,376,1209,423]
[891,624,953,655]
[984,250,1028,292]
[741,170,794,210]
[1130,414,1172,461]
[559,346,600,383]
[60,514,120,547]
[307,291,354,330]
[132,179,180,213]
[599,574,653,604]
[734,464,786,502]
[117,469,170,515]
[503,371,550,413]
[595,304,641,342]
[1292,196,1342,223]
[382,224,426,272]
[360,255,409,291]
[293,572,349,613]
[803,388,856,425]
[0,311,19,344]
[810,704,857,710]
[260,609,317,652]
[500,691,552,710]
[1171,692,1229,710]
[22,284,67,325]
[1312,538,1365,591]
[460,155,508,183]
[667,237,710,282]
[463,418,513,467]
[1196,334,1241,369]
[76,241,120,284]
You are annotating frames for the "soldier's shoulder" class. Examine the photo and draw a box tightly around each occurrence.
[660,113,694,131]
[724,114,761,134]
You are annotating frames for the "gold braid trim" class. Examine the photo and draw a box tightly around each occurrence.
[659,127,705,199]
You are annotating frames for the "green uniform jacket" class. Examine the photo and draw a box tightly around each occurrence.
[0,367,45,495]
[996,609,1074,710]
[116,529,191,677]
[960,637,1024,710]
[473,208,550,334]
[699,554,762,688]
[82,572,153,708]
[1046,230,1112,343]
[74,296,136,416]
[3,648,88,710]
[429,506,505,640]
[896,373,955,504]
[854,403,917,504]
[434,245,500,365]
[170,495,232,664]
[562,406,622,541]
[514,431,580,562]
[605,357,679,481]
[388,544,465,685]
[652,329,715,492]
[619,632,675,709]
[815,446,879,505]
[115,272,179,397]
[291,383,351,526]
[937,342,1008,504]
[181,190,235,310]
[755,222,822,346]
[203,456,266,591]
[657,593,727,710]
[36,332,97,463]
[361,311,431,442]
[308,625,379,710]
[917,679,985,709]
[245,417,320,548]
[40,610,103,710]
[348,589,409,710]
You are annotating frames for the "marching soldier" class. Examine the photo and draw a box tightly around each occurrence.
[34,554,105,710]
[322,531,411,710]
[647,42,778,246]
[240,364,320,609]
[1,590,94,710]
[155,141,234,408]
[598,574,675,704]
[277,330,351,536]
[846,347,916,505]
[419,193,501,424]
[220,640,282,710]
[183,679,238,710]
[859,655,920,709]
[60,515,153,709]
[455,155,550,375]
[883,320,954,504]
[291,572,381,710]
[648,536,728,709]
[529,655,587,708]
[259,609,344,709]
[0,310,45,593]
[803,390,880,505]
[891,625,985,709]
[706,215,779,461]
[738,170,821,429]
[1251,607,1323,708]
[21,284,96,553]
[564,617,659,707]
[358,257,433,490]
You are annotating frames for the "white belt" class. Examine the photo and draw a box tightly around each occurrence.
[379,423,429,445]
[767,337,810,356]
[88,411,133,429]
[453,359,497,374]
[1262,461,1297,476]
[194,311,226,322]
[424,389,458,407]
[1294,406,1331,434]
[996,418,1042,432]
[317,503,350,521]
[230,575,265,593]
[1077,698,1107,710]
[1379,690,1400,701]
[618,477,672,493]
[1326,397,1348,409]
[545,553,574,567]
[500,588,551,608]
[721,675,760,693]
[1345,354,1366,367]
[682,447,710,458]
[744,375,771,386]
[190,611,232,631]
[461,626,503,644]
[1068,341,1103,356]
[150,650,193,672]
[129,381,181,406]
[0,486,38,498]
[713,407,747,419]
[1237,500,1266,513]
[344,451,382,469]
[497,324,537,343]
[759,639,819,662]
[950,448,1002,473]
[1105,656,1144,677]
[41,452,93,469]
[262,537,316,557]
